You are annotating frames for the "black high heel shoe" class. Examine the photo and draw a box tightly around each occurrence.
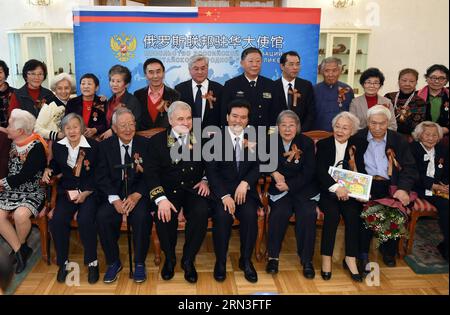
[343,259,363,282]
[321,268,332,281]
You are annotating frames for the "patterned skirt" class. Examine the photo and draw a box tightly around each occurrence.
[0,185,45,217]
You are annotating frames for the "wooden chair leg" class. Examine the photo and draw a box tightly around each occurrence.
[37,216,49,264]
[406,213,419,255]
[151,225,161,266]
[255,210,265,262]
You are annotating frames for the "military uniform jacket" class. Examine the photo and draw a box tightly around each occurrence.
[221,74,277,128]
[146,129,206,204]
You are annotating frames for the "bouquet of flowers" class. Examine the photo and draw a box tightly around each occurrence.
[360,201,409,247]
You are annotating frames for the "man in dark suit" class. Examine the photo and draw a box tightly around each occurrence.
[221,48,277,129]
[146,101,210,284]
[96,108,152,284]
[274,51,315,131]
[175,55,223,129]
[134,58,180,130]
[206,99,261,283]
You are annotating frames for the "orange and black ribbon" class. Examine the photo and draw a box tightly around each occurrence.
[283,144,302,163]
[73,149,86,177]
[348,145,357,172]
[202,90,216,109]
[386,148,401,177]
[288,88,301,107]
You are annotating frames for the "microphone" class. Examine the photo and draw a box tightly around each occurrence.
[114,163,134,169]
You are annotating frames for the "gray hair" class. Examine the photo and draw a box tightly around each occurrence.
[276,110,301,134]
[167,101,192,120]
[320,57,342,72]
[332,111,360,135]
[367,104,392,121]
[412,121,444,141]
[10,109,36,135]
[50,72,75,93]
[60,113,86,134]
[188,54,209,69]
[112,107,135,126]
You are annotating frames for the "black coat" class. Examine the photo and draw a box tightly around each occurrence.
[316,135,366,192]
[221,74,277,128]
[65,95,107,136]
[269,134,318,200]
[410,141,449,197]
[49,138,98,193]
[106,90,143,130]
[273,77,316,132]
[175,79,223,128]
[354,128,418,192]
[205,128,260,202]
[95,135,149,201]
[134,85,180,130]
[145,128,206,204]
[14,84,56,118]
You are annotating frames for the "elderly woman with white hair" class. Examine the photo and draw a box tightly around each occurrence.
[265,110,318,279]
[0,109,47,274]
[410,121,448,261]
[354,105,417,273]
[316,111,365,282]
[43,113,100,284]
[34,73,75,141]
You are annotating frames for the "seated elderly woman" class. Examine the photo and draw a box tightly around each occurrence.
[43,113,100,284]
[410,121,449,261]
[350,68,397,131]
[316,111,364,282]
[354,105,417,273]
[266,110,318,279]
[0,109,47,274]
[34,73,76,141]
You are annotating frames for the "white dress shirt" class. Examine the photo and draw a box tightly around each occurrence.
[421,143,436,196]
[281,76,296,105]
[57,135,91,168]
[108,138,134,204]
[328,139,348,193]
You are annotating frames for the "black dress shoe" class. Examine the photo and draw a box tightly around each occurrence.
[57,265,68,283]
[88,265,99,284]
[15,244,32,274]
[239,259,258,283]
[382,254,396,267]
[343,259,363,282]
[213,261,226,282]
[9,251,17,265]
[302,262,315,279]
[357,258,370,276]
[161,259,176,280]
[181,261,198,283]
[266,259,279,274]
[320,269,332,281]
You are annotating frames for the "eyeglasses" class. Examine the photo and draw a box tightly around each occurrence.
[117,122,136,130]
[27,72,45,77]
[428,76,447,82]
[364,81,381,87]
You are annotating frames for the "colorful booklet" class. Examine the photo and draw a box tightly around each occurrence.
[328,166,373,201]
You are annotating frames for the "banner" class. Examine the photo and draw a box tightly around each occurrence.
[73,6,321,96]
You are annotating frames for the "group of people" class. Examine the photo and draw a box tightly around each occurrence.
[0,48,448,287]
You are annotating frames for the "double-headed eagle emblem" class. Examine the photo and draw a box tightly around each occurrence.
[110,33,137,62]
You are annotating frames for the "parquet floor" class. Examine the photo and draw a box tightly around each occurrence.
[14,225,449,295]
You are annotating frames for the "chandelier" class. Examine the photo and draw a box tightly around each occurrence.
[28,0,51,6]
[333,0,355,8]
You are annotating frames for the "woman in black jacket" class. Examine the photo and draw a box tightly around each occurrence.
[410,121,449,261]
[316,111,364,282]
[43,113,100,284]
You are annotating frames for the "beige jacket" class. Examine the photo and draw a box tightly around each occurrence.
[349,94,397,130]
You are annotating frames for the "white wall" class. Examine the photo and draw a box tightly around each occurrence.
[1,0,448,92]
[284,0,449,92]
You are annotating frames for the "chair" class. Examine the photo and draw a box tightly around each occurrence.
[398,198,438,258]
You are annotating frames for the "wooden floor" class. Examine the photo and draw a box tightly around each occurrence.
[14,225,449,295]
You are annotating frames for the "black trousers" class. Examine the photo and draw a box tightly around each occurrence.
[154,191,209,263]
[212,197,258,263]
[320,194,362,257]
[268,196,317,264]
[97,198,152,265]
[359,179,398,257]
[49,193,98,267]
[426,195,449,257]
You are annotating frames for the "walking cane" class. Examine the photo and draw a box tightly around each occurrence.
[123,164,134,279]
